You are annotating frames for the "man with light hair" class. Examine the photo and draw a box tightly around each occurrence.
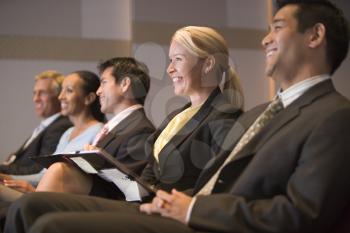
[0,70,72,194]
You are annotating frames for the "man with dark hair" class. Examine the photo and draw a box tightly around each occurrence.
[275,0,349,74]
[31,57,155,198]
[4,1,350,233]
[97,57,150,105]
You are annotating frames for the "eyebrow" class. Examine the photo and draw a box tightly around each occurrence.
[170,53,185,57]
[268,18,286,30]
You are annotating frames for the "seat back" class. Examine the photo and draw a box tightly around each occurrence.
[333,204,350,233]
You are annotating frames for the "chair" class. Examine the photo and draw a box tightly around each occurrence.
[333,204,350,233]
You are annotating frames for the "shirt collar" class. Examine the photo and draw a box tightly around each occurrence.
[105,104,143,132]
[276,74,330,108]
[41,113,61,128]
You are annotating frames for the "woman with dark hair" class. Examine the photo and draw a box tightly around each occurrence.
[0,70,104,201]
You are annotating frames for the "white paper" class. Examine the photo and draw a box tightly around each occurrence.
[70,157,98,174]
[99,168,141,201]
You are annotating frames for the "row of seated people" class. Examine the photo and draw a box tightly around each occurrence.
[0,27,243,204]
[2,1,350,232]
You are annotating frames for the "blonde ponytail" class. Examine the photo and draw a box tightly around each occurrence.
[222,66,244,109]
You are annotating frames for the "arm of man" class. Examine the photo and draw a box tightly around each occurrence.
[0,118,71,175]
[188,108,350,233]
[142,108,350,233]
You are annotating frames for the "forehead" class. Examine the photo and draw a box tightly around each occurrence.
[169,40,192,57]
[63,73,83,87]
[100,67,115,80]
[34,78,54,90]
[273,4,298,25]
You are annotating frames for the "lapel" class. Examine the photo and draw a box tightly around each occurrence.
[97,109,144,149]
[15,115,65,158]
[230,80,336,163]
[157,88,224,170]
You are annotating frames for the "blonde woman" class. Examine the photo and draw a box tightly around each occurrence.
[35,26,243,200]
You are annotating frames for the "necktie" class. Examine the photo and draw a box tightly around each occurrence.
[196,98,283,196]
[92,125,109,146]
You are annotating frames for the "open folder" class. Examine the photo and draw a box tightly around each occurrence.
[31,149,157,201]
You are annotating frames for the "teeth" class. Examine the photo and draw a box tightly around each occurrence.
[266,49,276,57]
[172,77,180,82]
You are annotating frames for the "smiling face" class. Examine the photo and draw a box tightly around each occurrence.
[167,40,205,97]
[96,67,124,115]
[262,4,307,82]
[33,78,61,119]
[59,73,87,117]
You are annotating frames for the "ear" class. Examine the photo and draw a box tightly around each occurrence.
[203,55,216,74]
[120,77,131,93]
[308,23,326,48]
[84,92,96,106]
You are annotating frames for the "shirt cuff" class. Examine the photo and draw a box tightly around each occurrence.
[185,196,197,224]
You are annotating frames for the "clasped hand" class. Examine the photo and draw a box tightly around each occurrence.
[140,189,192,224]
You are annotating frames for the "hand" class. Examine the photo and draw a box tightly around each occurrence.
[0,173,13,182]
[83,144,98,151]
[3,179,35,193]
[140,189,192,224]
[140,192,166,215]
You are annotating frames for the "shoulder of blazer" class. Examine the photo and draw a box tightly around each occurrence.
[109,108,155,136]
[45,115,72,132]
[193,88,242,123]
[13,115,71,159]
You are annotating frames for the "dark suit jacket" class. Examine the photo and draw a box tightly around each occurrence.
[0,115,72,175]
[141,88,242,192]
[189,80,350,233]
[90,108,155,199]
[96,108,155,175]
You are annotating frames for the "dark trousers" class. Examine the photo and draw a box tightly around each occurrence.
[4,192,196,233]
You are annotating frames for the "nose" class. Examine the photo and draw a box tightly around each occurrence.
[58,90,64,101]
[167,61,175,76]
[96,86,102,96]
[33,92,39,102]
[262,31,272,49]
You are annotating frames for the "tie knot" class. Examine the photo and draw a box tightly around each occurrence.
[92,125,109,146]
[101,125,109,133]
[268,98,284,115]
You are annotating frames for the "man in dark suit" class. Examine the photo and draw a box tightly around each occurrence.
[0,70,71,184]
[4,1,350,233]
[33,57,155,197]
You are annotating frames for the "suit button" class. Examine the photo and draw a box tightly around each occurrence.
[218,179,224,184]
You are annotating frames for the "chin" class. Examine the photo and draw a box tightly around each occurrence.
[174,86,186,95]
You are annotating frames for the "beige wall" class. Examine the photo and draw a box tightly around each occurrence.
[0,0,132,160]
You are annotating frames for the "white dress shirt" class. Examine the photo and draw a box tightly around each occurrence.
[104,104,143,134]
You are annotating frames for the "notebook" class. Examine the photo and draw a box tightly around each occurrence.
[31,149,157,201]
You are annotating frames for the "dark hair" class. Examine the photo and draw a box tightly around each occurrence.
[73,71,106,122]
[97,57,150,105]
[276,0,350,75]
